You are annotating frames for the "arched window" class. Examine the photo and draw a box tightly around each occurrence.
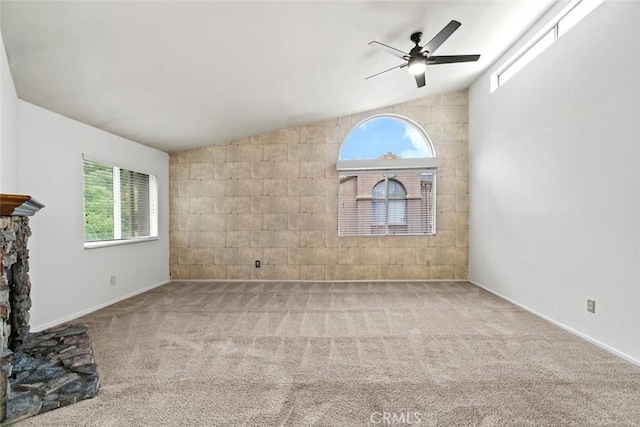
[338,114,435,165]
[337,115,436,237]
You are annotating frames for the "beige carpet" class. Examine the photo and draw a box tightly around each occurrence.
[15,281,640,426]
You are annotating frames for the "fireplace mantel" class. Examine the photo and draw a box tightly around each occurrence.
[0,194,44,217]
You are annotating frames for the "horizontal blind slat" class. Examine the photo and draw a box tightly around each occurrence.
[338,172,436,236]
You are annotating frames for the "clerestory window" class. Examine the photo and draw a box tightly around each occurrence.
[491,0,604,91]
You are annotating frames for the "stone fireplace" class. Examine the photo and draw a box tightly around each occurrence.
[0,194,99,424]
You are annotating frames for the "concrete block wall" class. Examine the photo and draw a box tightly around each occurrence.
[169,90,468,280]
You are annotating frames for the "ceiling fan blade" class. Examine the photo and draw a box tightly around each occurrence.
[421,20,461,54]
[426,54,481,64]
[365,63,408,80]
[414,72,426,88]
[369,41,410,60]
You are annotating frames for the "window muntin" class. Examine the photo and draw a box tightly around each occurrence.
[83,158,158,247]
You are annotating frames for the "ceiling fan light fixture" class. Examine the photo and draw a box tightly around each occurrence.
[407,57,426,75]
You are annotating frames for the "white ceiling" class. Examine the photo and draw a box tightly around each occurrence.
[1,1,555,153]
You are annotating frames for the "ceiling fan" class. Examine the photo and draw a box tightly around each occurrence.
[367,20,481,88]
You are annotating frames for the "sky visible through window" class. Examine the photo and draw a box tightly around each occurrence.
[339,116,432,160]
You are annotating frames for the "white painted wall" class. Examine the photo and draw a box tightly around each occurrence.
[0,33,18,192]
[17,101,170,330]
[3,8,169,331]
[469,1,640,362]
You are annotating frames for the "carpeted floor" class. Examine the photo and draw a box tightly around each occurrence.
[14,281,640,426]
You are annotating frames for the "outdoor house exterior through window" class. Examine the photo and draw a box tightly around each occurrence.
[337,115,437,236]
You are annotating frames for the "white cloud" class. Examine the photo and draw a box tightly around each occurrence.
[398,126,432,158]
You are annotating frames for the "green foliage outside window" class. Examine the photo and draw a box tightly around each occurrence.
[83,159,154,243]
[83,161,114,241]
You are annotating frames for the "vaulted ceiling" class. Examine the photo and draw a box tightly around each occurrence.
[1,1,555,153]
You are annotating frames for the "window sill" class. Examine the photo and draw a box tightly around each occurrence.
[84,236,158,250]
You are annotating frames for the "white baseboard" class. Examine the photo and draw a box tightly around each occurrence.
[469,280,640,367]
[30,279,170,332]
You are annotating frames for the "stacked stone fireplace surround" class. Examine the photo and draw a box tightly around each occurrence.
[0,196,99,424]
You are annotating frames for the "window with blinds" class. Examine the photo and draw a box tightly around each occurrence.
[336,114,437,237]
[338,172,435,236]
[83,159,158,246]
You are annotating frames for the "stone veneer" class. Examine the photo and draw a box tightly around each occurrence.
[0,216,32,420]
[170,90,469,280]
[0,214,99,424]
[6,324,99,423]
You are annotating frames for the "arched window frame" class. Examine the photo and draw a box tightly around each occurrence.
[337,114,437,172]
[337,114,437,237]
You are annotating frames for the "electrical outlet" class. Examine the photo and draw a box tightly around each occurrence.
[110,275,117,286]
[587,299,595,313]
[255,260,261,268]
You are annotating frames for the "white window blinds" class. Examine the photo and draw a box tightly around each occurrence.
[83,159,158,243]
[338,171,436,236]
